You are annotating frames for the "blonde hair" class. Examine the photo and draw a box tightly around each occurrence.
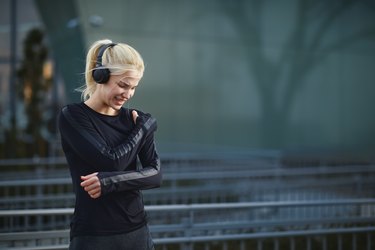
[80,39,145,101]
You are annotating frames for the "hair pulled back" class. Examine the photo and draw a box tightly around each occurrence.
[80,39,145,101]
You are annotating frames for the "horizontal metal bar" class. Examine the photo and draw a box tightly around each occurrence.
[1,178,374,206]
[150,216,375,234]
[2,216,375,240]
[146,199,375,211]
[1,167,375,186]
[0,157,67,167]
[1,199,375,217]
[0,208,73,216]
[0,230,69,241]
[1,245,69,250]
[0,152,275,167]
[153,226,375,244]
[190,217,375,231]
[1,227,374,246]
[0,178,71,187]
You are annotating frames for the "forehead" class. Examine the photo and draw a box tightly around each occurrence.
[122,70,143,78]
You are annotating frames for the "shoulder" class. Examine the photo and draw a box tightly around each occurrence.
[61,102,84,113]
[60,103,88,118]
[58,102,89,126]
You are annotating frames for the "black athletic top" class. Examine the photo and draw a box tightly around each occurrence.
[58,102,161,238]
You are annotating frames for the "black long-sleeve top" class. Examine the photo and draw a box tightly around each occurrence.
[58,102,161,238]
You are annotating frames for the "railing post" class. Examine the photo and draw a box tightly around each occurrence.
[306,237,311,250]
[322,235,327,250]
[337,234,342,250]
[257,239,262,250]
[273,238,279,250]
[36,166,43,230]
[367,232,372,250]
[352,233,356,250]
[181,209,194,250]
[240,240,245,250]
[290,237,295,250]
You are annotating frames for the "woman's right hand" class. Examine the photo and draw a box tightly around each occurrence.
[132,110,138,124]
[132,109,157,132]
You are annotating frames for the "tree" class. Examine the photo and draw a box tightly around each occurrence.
[17,28,52,157]
[220,0,375,147]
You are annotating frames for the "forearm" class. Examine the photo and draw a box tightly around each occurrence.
[98,157,162,195]
[98,133,162,194]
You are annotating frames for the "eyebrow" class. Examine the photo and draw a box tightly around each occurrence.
[118,79,138,87]
[118,80,130,85]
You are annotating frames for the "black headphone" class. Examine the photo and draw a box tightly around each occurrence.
[92,43,117,84]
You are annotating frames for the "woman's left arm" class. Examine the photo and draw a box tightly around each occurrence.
[81,132,162,198]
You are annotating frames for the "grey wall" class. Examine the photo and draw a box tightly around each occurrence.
[63,0,375,153]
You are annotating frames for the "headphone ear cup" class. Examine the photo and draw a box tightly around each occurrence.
[92,68,110,84]
[92,43,117,84]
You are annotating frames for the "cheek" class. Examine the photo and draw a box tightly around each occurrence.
[107,85,121,96]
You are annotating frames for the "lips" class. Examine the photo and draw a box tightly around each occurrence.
[113,96,127,106]
[115,96,127,102]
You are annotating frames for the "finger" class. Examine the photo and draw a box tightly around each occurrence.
[81,178,94,187]
[88,186,101,196]
[83,180,100,191]
[132,110,138,123]
[87,185,101,199]
[90,191,101,199]
[81,176,98,188]
[81,172,98,180]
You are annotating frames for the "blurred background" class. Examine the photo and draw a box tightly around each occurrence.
[0,0,375,249]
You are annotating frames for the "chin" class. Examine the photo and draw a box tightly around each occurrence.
[113,105,122,111]
[109,103,122,111]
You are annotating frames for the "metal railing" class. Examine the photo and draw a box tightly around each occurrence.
[1,155,375,249]
[2,163,375,209]
[1,199,375,250]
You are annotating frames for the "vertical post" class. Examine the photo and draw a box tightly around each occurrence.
[306,237,311,250]
[366,232,371,250]
[290,237,295,250]
[337,234,342,250]
[181,209,194,250]
[204,242,209,250]
[223,242,228,250]
[352,233,357,250]
[274,238,279,250]
[240,240,245,250]
[50,59,59,156]
[322,236,327,250]
[10,0,17,137]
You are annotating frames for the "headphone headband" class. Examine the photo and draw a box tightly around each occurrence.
[95,43,117,68]
[92,43,117,83]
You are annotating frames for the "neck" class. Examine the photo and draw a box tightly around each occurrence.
[84,98,119,116]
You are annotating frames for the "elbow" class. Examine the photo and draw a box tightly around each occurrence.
[142,170,161,190]
[149,159,162,188]
[155,158,162,187]
[154,170,162,188]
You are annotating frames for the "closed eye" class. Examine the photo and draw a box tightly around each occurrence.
[117,80,132,89]
[117,78,139,89]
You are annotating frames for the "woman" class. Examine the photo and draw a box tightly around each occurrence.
[58,39,161,250]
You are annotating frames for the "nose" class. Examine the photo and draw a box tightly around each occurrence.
[122,90,132,99]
